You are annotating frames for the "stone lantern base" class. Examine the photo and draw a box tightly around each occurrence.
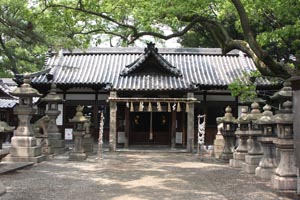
[271,139,297,190]
[243,154,262,174]
[48,133,65,154]
[255,167,275,179]
[230,151,247,168]
[4,136,46,163]
[0,181,6,196]
[69,152,87,161]
[82,137,94,154]
[255,137,277,179]
[272,175,297,190]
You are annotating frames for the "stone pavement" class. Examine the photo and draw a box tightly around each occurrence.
[0,152,297,200]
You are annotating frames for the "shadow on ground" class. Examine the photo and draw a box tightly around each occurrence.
[0,152,296,200]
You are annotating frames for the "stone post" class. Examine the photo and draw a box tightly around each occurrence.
[41,83,65,154]
[272,100,297,190]
[82,116,94,154]
[243,102,263,174]
[69,105,88,161]
[213,123,225,159]
[230,107,249,168]
[171,111,176,148]
[187,92,194,153]
[218,106,237,161]
[5,74,45,163]
[290,76,300,170]
[255,104,277,179]
[109,91,117,152]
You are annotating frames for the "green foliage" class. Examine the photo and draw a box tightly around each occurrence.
[228,71,261,103]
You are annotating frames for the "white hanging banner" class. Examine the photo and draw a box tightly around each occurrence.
[198,115,206,145]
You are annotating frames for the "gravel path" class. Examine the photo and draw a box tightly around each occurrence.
[0,152,295,200]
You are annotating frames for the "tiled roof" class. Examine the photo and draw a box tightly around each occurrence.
[0,79,16,99]
[31,47,273,91]
[0,99,17,108]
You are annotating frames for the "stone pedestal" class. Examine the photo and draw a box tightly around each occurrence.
[47,110,65,154]
[213,134,224,159]
[271,139,297,190]
[83,137,94,154]
[69,131,87,161]
[220,134,235,161]
[244,130,263,174]
[255,137,277,179]
[4,106,45,163]
[230,129,248,168]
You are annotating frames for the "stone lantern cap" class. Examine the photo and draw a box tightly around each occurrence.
[69,105,88,123]
[273,100,293,124]
[10,74,42,97]
[256,104,274,125]
[270,81,292,101]
[41,83,63,103]
[0,121,15,132]
[217,106,236,123]
[236,107,250,124]
[246,102,262,122]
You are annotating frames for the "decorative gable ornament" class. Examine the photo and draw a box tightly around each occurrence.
[120,42,182,77]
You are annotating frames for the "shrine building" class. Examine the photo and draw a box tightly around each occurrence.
[22,43,277,151]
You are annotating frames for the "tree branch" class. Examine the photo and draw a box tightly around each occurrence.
[230,0,291,78]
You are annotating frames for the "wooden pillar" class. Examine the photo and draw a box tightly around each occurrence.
[94,90,99,140]
[187,92,194,153]
[124,107,130,148]
[182,111,186,147]
[171,111,176,148]
[109,91,117,152]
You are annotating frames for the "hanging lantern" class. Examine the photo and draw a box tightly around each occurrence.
[157,102,162,112]
[126,102,129,108]
[148,102,152,112]
[177,102,181,112]
[167,103,171,112]
[139,101,144,112]
[186,103,190,113]
[130,102,134,112]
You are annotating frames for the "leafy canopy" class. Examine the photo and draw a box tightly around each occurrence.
[0,0,300,80]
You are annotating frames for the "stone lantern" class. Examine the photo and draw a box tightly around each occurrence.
[69,105,88,161]
[41,83,65,154]
[217,106,237,161]
[255,104,277,179]
[271,100,297,190]
[244,102,263,174]
[6,74,45,163]
[230,107,249,168]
